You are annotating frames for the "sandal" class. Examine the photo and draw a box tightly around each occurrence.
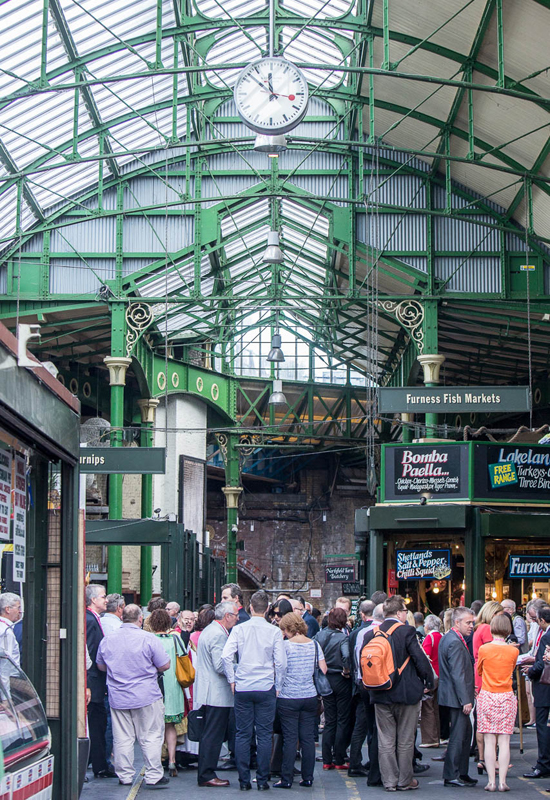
[478,762,486,775]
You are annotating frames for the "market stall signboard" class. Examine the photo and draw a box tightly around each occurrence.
[379,386,530,413]
[325,564,355,583]
[383,444,469,502]
[396,549,452,580]
[79,447,165,474]
[508,555,550,579]
[342,581,362,596]
[473,444,550,502]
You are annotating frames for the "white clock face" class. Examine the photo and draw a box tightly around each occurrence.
[234,57,309,135]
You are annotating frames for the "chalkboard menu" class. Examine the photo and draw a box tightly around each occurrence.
[342,581,362,596]
[325,564,355,583]
[384,444,469,501]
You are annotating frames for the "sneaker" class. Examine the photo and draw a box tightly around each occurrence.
[419,743,440,748]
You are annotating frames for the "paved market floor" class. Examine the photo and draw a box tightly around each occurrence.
[82,728,548,799]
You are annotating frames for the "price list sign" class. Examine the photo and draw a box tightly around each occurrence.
[0,451,11,542]
[13,453,26,583]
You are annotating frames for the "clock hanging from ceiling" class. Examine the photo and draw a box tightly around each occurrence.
[234,57,309,135]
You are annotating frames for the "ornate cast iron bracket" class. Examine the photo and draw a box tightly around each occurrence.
[377,299,424,353]
[126,302,157,356]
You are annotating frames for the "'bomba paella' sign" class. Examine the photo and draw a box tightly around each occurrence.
[396,549,452,580]
[384,444,469,501]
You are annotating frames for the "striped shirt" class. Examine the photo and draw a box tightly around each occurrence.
[279,640,324,700]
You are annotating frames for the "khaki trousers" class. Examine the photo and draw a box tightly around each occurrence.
[111,698,165,785]
[375,702,420,789]
[420,689,440,745]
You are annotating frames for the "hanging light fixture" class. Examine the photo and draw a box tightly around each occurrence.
[267,332,285,362]
[263,231,284,263]
[268,378,287,406]
[254,134,288,157]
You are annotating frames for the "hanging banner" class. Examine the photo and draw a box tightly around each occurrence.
[0,451,11,542]
[12,453,26,583]
[396,548,452,580]
[383,444,469,501]
[473,444,550,502]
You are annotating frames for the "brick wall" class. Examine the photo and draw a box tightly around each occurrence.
[208,466,369,611]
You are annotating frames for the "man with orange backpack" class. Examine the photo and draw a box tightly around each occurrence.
[360,595,434,792]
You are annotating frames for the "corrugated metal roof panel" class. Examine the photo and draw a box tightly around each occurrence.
[358,213,427,252]
[49,257,116,294]
[435,256,501,293]
[123,216,194,253]
[434,214,500,252]
[50,217,116,253]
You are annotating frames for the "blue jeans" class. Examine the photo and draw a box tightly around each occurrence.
[234,687,276,785]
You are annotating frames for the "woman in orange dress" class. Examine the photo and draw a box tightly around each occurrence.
[473,601,504,770]
[477,614,519,792]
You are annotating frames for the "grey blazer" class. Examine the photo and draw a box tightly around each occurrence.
[438,629,475,709]
[193,621,234,708]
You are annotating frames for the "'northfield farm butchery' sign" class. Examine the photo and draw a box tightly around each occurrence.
[383,444,469,502]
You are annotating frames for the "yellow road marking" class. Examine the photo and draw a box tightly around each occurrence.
[125,765,145,799]
[518,775,549,798]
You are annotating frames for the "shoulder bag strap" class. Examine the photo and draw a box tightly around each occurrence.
[172,632,188,656]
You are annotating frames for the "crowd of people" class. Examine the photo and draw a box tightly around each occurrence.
[84,583,550,792]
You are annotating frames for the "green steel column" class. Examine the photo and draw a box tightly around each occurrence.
[219,432,242,584]
[366,529,384,597]
[138,398,160,605]
[419,301,444,438]
[104,303,131,594]
[465,509,485,606]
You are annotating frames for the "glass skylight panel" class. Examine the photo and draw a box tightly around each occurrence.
[221,200,269,235]
[281,0,354,18]
[282,200,330,236]
[282,27,345,88]
[0,185,18,247]
[193,0,266,19]
[1,90,77,169]
[282,225,327,259]
[90,73,174,124]
[108,107,176,161]
[137,263,193,296]
[223,225,269,259]
[205,29,264,88]
[0,7,69,97]
[58,0,163,57]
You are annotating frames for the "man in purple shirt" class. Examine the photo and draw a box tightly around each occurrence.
[96,604,170,789]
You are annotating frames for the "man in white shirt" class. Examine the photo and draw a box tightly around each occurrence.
[101,593,125,636]
[0,592,21,666]
[222,590,286,791]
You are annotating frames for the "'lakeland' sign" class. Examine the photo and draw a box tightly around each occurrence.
[379,386,530,414]
[384,444,469,501]
[474,444,550,501]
